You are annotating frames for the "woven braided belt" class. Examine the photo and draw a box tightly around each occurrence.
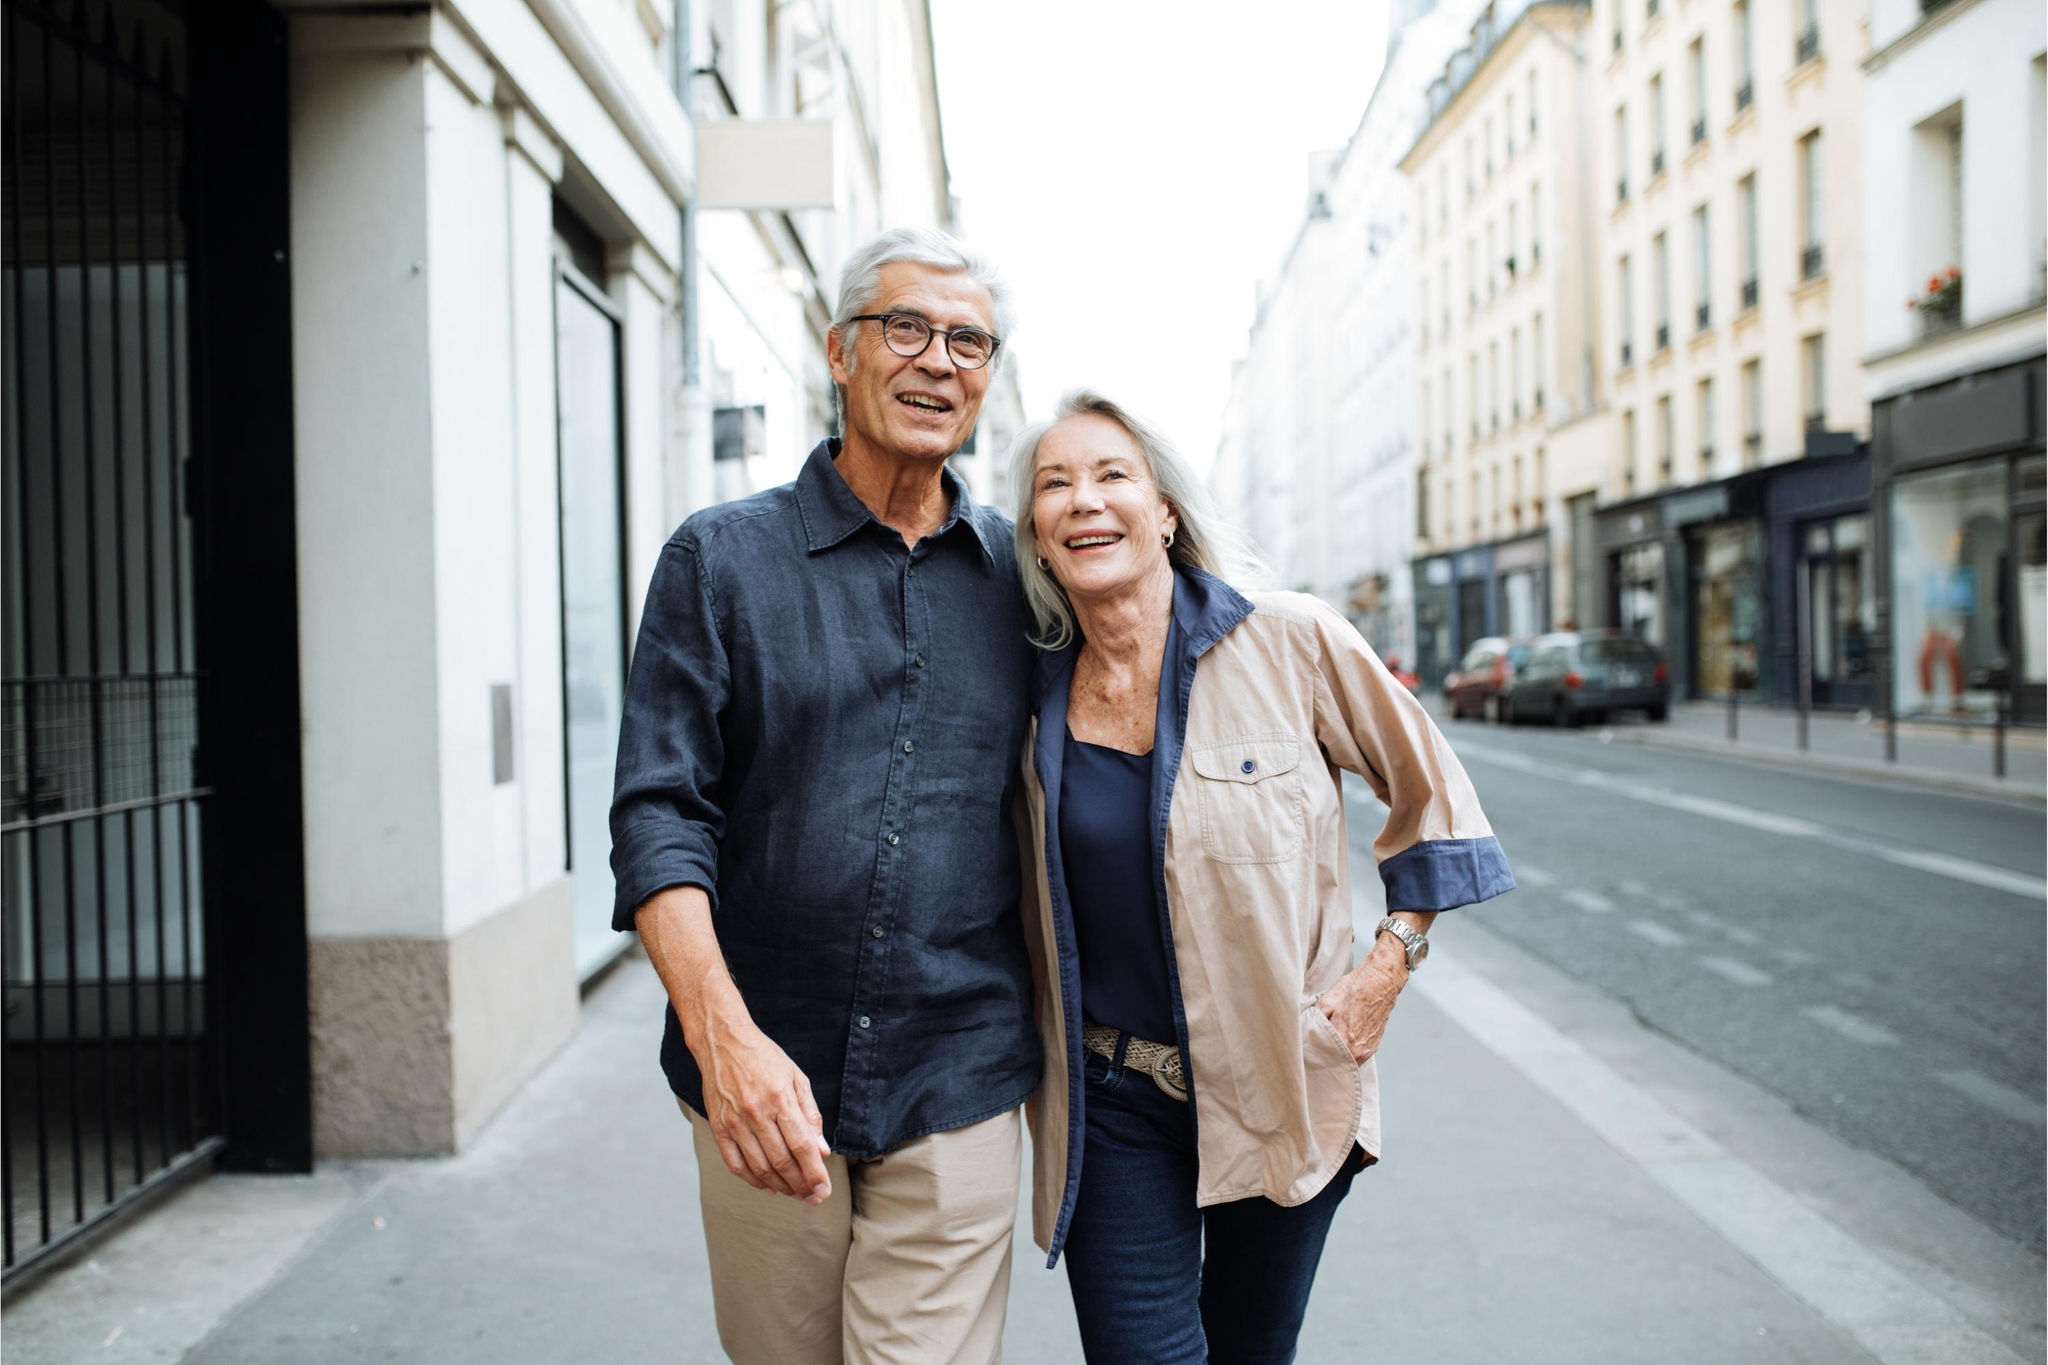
[1082,1021,1188,1102]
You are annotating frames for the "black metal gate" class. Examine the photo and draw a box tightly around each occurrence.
[3,0,210,1282]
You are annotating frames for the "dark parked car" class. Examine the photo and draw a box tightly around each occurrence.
[1443,637,1532,721]
[1501,630,1671,727]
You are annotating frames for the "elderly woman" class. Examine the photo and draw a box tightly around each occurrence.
[1010,391,1514,1363]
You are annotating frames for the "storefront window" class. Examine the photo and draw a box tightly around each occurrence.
[1804,515,1873,689]
[1694,523,1759,693]
[1498,569,1541,638]
[1615,542,1665,646]
[2018,511,2045,691]
[1890,460,2010,717]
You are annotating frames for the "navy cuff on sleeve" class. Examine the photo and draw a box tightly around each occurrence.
[611,852,720,932]
[1378,836,1516,912]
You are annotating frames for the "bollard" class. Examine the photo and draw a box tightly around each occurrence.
[1993,692,2008,780]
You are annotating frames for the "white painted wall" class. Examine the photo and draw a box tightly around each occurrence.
[289,41,446,941]
[1862,0,2048,363]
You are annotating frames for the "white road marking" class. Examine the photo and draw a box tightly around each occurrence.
[1722,924,1762,947]
[1933,1069,2046,1129]
[1627,920,1686,947]
[1455,741,2047,902]
[1515,862,1558,888]
[1800,1005,1900,1047]
[1700,955,1773,988]
[1878,849,2046,901]
[1413,950,2020,1365]
[1618,878,1651,897]
[1771,946,1818,968]
[1562,888,1616,914]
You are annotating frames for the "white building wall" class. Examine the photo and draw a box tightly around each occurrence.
[1862,0,2047,375]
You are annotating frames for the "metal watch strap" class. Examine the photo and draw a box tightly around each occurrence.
[1376,915,1428,971]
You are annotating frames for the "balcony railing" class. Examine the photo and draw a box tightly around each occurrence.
[1620,341,1634,368]
[1696,302,1711,331]
[1740,277,1759,309]
[1505,255,1518,279]
[1801,243,1825,280]
[1918,286,1963,337]
[1656,322,1671,351]
[1691,117,1707,146]
[1796,26,1820,63]
[1804,409,1826,433]
[1735,78,1754,111]
[1651,149,1666,176]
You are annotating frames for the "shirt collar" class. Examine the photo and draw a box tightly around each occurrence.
[1029,566,1254,708]
[793,437,998,567]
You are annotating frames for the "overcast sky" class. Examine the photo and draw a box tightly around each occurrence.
[929,1,1393,475]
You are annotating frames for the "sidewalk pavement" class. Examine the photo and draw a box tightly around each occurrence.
[1471,696,2045,805]
[6,926,2041,1365]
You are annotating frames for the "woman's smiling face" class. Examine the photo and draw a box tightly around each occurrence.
[1030,413,1179,606]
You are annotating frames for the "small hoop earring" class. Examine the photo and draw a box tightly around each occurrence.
[1161,531,1175,550]
[1036,555,1050,571]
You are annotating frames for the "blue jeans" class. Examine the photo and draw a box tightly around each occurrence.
[1062,1050,1362,1364]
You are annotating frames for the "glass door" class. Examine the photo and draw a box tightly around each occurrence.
[553,263,628,980]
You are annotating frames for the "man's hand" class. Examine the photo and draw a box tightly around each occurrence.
[696,1013,834,1205]
[1316,912,1435,1064]
[636,886,833,1205]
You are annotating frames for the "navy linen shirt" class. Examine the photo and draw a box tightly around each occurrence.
[609,439,1041,1156]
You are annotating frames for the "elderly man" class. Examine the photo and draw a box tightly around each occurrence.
[610,227,1036,1364]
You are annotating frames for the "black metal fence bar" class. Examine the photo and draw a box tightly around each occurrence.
[132,8,162,1191]
[2,0,32,1271]
[36,5,68,1250]
[103,0,132,1211]
[158,45,187,1167]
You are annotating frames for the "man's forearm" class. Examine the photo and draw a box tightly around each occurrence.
[634,884,754,1052]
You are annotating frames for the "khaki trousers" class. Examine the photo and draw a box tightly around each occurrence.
[681,1101,1021,1365]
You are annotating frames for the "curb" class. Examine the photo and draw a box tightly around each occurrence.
[1600,725,2048,806]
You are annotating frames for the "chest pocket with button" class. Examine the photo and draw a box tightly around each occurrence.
[1187,733,1305,865]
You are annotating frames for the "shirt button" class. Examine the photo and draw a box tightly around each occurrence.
[858,1016,872,1029]
[902,740,915,754]
[914,654,926,668]
[871,926,885,938]
[886,832,900,846]
[1242,759,1257,774]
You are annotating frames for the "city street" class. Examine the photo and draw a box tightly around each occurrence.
[1402,711,2046,1253]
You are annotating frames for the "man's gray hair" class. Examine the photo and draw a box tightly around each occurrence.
[831,226,1015,369]
[1009,389,1268,651]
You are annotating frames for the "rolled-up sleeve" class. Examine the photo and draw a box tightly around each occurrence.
[1303,599,1514,912]
[609,535,730,930]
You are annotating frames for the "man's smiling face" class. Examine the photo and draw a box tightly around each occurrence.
[828,262,996,467]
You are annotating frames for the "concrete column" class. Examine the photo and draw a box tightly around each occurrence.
[288,11,575,1159]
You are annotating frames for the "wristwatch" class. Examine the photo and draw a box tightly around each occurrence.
[1375,916,1429,972]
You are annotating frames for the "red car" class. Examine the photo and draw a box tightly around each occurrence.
[1444,637,1533,721]
[1381,652,1423,695]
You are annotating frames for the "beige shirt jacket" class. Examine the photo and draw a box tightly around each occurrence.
[1016,569,1514,1264]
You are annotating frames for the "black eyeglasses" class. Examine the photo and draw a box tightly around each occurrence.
[849,313,1001,370]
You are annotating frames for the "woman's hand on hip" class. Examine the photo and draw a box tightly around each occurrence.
[1316,937,1410,1064]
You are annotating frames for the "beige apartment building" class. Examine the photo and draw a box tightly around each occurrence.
[1401,1,1599,683]
[1570,0,1875,701]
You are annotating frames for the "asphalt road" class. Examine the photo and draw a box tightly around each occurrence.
[1352,711,2047,1255]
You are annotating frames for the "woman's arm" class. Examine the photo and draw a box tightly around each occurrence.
[1299,596,1513,1059]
